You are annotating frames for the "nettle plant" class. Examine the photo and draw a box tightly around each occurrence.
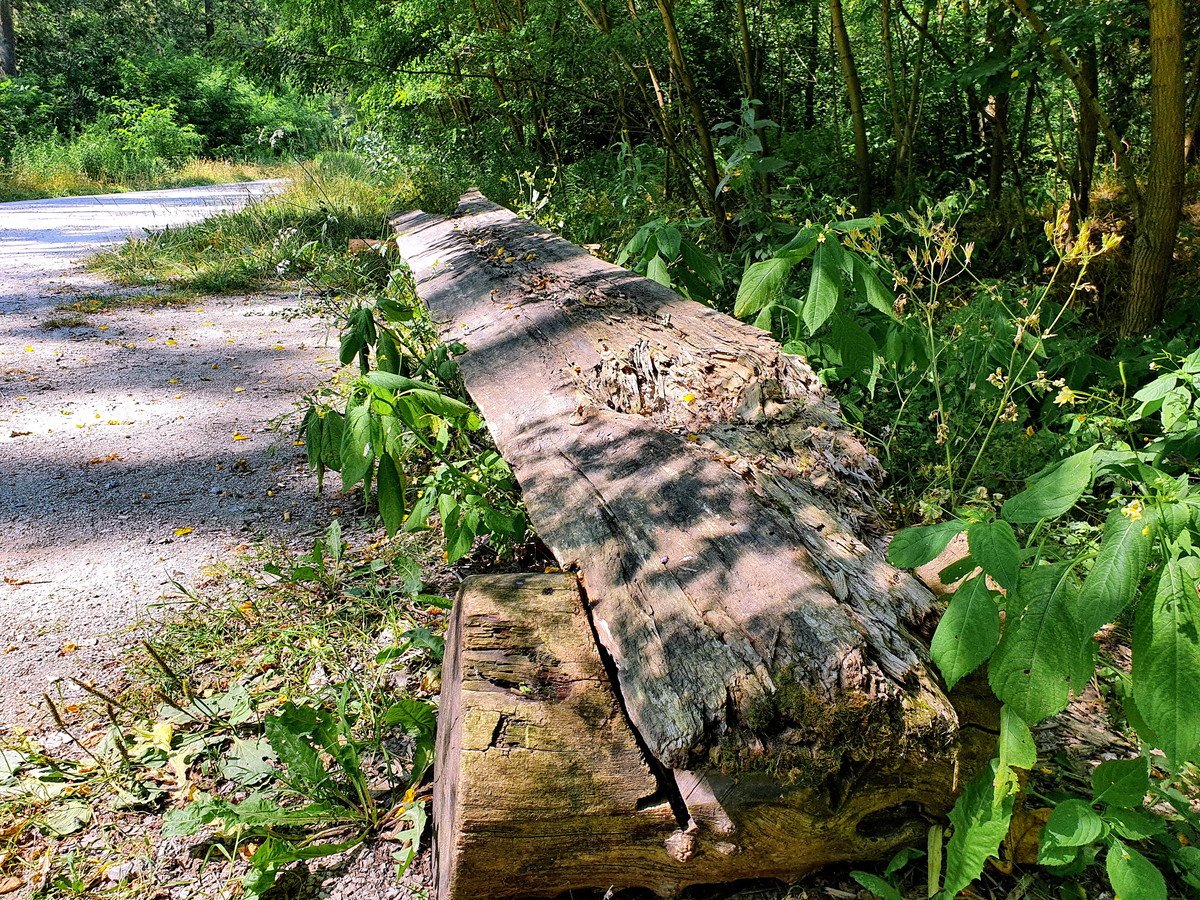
[301,289,527,562]
[882,347,1200,897]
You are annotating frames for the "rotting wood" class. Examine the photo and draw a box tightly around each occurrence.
[395,192,996,894]
[438,574,995,899]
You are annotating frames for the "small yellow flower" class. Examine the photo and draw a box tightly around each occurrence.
[1121,499,1144,522]
[1054,387,1078,406]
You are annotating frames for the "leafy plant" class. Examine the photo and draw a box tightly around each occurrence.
[885,344,1200,895]
[302,287,528,562]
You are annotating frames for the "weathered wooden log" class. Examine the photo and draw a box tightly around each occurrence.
[438,573,995,898]
[395,193,996,896]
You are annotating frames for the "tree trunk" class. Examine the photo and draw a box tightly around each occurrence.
[0,0,16,79]
[805,0,819,128]
[654,0,732,243]
[1007,0,1142,207]
[1068,42,1099,231]
[204,0,214,40]
[1124,0,1185,336]
[985,5,1012,205]
[831,0,872,210]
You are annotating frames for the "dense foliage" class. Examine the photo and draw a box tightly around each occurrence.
[7,0,1200,894]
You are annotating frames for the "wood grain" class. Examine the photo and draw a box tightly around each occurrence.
[436,574,996,899]
[394,191,959,775]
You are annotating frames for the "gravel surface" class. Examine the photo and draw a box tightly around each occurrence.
[0,181,339,726]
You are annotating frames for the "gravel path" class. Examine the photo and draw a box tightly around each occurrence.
[0,181,338,726]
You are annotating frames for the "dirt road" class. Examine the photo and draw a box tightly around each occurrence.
[0,182,337,725]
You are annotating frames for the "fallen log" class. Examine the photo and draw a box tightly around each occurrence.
[393,192,996,897]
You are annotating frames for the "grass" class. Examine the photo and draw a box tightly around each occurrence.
[86,153,455,297]
[0,525,451,899]
[0,158,283,204]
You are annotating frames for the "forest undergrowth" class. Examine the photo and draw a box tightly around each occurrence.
[6,134,1200,897]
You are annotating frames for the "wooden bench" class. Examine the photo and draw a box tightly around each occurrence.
[392,192,996,898]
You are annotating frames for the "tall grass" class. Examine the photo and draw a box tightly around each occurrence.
[88,152,466,294]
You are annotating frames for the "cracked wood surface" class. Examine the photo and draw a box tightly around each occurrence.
[436,574,997,899]
[393,191,960,773]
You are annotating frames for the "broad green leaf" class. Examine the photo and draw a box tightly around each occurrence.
[376,452,406,536]
[1077,506,1156,637]
[385,698,437,736]
[680,238,723,286]
[1001,447,1094,523]
[364,372,432,394]
[1039,800,1103,858]
[340,402,374,490]
[828,314,876,375]
[162,795,223,837]
[887,520,965,568]
[404,489,436,532]
[1132,373,1179,405]
[931,574,1000,689]
[998,704,1037,771]
[1161,386,1192,432]
[850,254,899,320]
[995,704,1037,797]
[989,564,1087,723]
[943,761,1015,897]
[655,226,681,260]
[803,236,842,334]
[1091,757,1149,809]
[734,256,795,318]
[967,520,1020,592]
[646,253,671,287]
[265,707,334,797]
[376,330,401,375]
[1105,807,1166,840]
[320,410,343,472]
[833,216,880,233]
[778,224,821,258]
[1106,839,1167,900]
[849,873,902,900]
[220,737,278,787]
[42,798,92,837]
[1132,556,1200,768]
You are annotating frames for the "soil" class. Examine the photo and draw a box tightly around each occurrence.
[0,181,340,727]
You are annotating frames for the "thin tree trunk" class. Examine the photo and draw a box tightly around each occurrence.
[204,0,214,40]
[1007,0,1142,208]
[735,0,758,104]
[830,0,872,210]
[805,0,818,128]
[654,0,733,242]
[0,0,16,78]
[1124,0,1185,336]
[985,5,1012,204]
[1185,44,1200,164]
[1068,42,1099,231]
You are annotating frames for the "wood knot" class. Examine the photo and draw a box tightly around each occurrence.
[664,824,698,863]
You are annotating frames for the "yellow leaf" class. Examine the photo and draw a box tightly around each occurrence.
[24,346,32,352]
[681,393,697,404]
[168,378,180,384]
[98,325,109,331]
[233,433,249,441]
[174,527,193,537]
[152,721,175,752]
[272,345,285,351]
[233,387,245,393]
[59,642,78,655]
[166,339,177,346]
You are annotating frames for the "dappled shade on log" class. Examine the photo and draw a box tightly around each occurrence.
[394,193,995,897]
